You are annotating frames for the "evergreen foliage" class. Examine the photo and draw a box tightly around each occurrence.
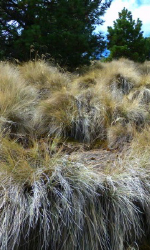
[145,37,150,60]
[0,0,112,69]
[107,8,147,62]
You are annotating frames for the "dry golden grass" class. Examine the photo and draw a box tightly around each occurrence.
[0,62,37,137]
[1,58,150,148]
[1,59,150,249]
[27,59,150,148]
[0,130,150,250]
[107,123,135,149]
[71,70,97,90]
[127,127,150,162]
[0,133,60,184]
[35,91,78,137]
[19,61,71,99]
[137,60,150,75]
[96,59,141,91]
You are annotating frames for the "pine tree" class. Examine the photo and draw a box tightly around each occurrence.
[0,0,112,69]
[107,8,146,62]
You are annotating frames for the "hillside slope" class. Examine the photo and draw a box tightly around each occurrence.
[0,59,150,249]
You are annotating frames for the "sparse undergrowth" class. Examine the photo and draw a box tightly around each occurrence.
[0,59,150,249]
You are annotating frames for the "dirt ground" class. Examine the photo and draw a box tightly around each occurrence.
[61,141,128,173]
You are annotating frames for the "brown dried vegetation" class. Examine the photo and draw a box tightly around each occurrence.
[0,59,150,249]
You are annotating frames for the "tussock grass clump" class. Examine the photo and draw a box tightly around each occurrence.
[33,58,150,147]
[36,91,78,137]
[105,96,149,148]
[127,127,150,160]
[137,61,150,75]
[5,58,149,148]
[73,73,97,89]
[19,61,71,99]
[0,134,150,250]
[71,91,106,143]
[107,123,134,149]
[131,87,150,105]
[96,59,141,93]
[113,99,149,127]
[0,62,37,137]
[36,86,116,144]
[2,59,150,249]
[73,58,141,98]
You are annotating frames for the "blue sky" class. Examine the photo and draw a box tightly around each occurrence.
[97,0,150,37]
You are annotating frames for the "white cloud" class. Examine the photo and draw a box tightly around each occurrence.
[97,0,150,37]
[134,6,150,36]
